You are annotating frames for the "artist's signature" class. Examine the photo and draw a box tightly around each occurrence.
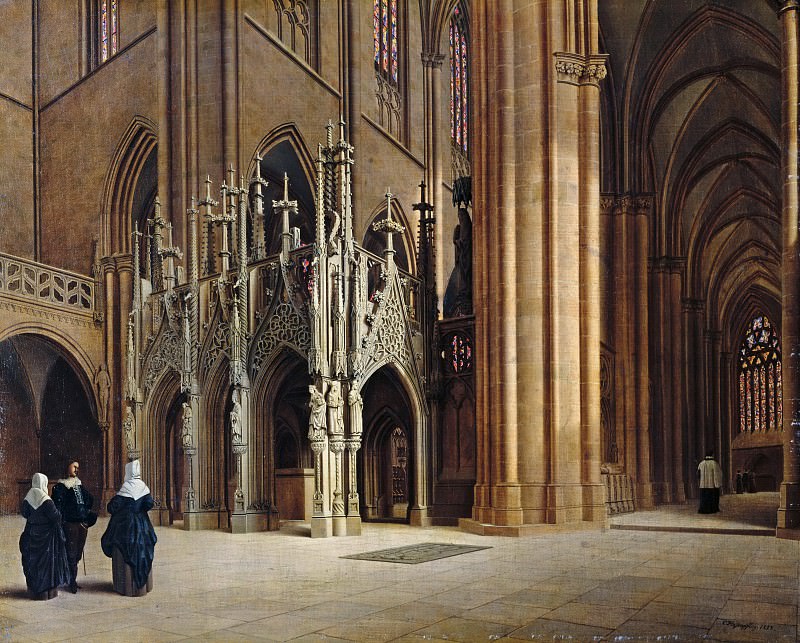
[721,619,776,632]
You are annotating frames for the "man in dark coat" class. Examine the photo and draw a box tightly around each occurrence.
[19,473,70,599]
[51,460,97,593]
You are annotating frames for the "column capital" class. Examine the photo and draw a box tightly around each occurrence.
[554,52,608,86]
[778,0,800,16]
[600,194,617,215]
[681,297,704,312]
[421,51,446,69]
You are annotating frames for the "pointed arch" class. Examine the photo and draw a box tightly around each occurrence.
[362,198,416,275]
[248,124,317,257]
[100,115,158,255]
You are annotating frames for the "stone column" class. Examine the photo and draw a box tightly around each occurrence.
[652,259,673,502]
[778,0,800,536]
[462,0,606,535]
[709,330,722,470]
[720,351,733,493]
[682,298,704,496]
[634,197,653,508]
[670,262,687,501]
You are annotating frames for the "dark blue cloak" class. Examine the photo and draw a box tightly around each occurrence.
[19,499,71,594]
[100,494,157,589]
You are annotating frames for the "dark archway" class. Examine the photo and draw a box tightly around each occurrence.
[360,366,415,522]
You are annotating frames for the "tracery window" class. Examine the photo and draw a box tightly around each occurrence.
[390,427,407,504]
[272,0,317,67]
[374,0,398,84]
[100,0,119,63]
[373,0,402,138]
[450,5,468,155]
[738,315,782,433]
[444,333,472,374]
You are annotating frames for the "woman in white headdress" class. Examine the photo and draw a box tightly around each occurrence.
[100,460,157,596]
[19,473,70,599]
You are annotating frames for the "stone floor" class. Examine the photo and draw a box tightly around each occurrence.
[0,494,797,642]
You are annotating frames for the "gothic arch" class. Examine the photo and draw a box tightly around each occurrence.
[140,370,182,525]
[359,362,427,522]
[251,348,311,520]
[249,124,317,256]
[100,115,158,255]
[199,360,234,529]
[0,325,99,419]
[362,199,416,275]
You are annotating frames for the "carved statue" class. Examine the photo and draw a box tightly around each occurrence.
[125,313,137,401]
[347,388,363,436]
[123,406,135,452]
[443,207,473,317]
[180,402,193,449]
[95,364,111,425]
[230,389,242,444]
[308,384,327,439]
[327,381,344,435]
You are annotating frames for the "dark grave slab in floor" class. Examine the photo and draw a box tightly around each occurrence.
[342,542,491,564]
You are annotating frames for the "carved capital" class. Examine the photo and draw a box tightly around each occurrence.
[681,297,705,313]
[554,52,608,86]
[634,196,654,215]
[600,195,617,215]
[420,51,446,69]
[778,0,800,16]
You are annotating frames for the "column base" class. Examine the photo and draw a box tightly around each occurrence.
[459,517,606,537]
[636,482,656,509]
[346,515,362,536]
[409,506,431,527]
[332,515,347,536]
[311,516,332,538]
[183,511,225,530]
[777,481,800,532]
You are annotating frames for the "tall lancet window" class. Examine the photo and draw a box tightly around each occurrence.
[738,315,783,433]
[374,0,399,84]
[373,0,402,138]
[450,5,468,154]
[100,0,119,62]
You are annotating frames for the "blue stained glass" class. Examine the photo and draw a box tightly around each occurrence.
[390,0,398,82]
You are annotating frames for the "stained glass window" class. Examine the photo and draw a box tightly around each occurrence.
[450,5,469,153]
[738,315,782,433]
[446,333,473,374]
[374,0,398,84]
[101,0,119,63]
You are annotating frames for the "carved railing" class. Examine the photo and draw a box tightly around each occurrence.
[0,252,95,315]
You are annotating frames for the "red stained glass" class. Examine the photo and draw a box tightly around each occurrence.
[374,0,398,85]
[739,314,782,433]
[769,363,776,431]
[101,1,108,61]
[449,5,469,153]
[739,372,745,432]
[449,334,473,373]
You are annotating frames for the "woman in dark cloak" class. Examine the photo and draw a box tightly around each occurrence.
[19,473,70,599]
[101,459,157,596]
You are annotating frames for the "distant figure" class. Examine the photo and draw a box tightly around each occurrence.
[52,461,97,593]
[735,470,744,494]
[697,452,723,514]
[746,469,757,493]
[742,469,751,494]
[19,473,70,599]
[101,460,157,596]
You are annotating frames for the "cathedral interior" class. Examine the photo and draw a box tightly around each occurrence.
[0,0,799,538]
[1,0,800,639]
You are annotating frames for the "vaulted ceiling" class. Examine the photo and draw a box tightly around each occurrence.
[599,0,782,345]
